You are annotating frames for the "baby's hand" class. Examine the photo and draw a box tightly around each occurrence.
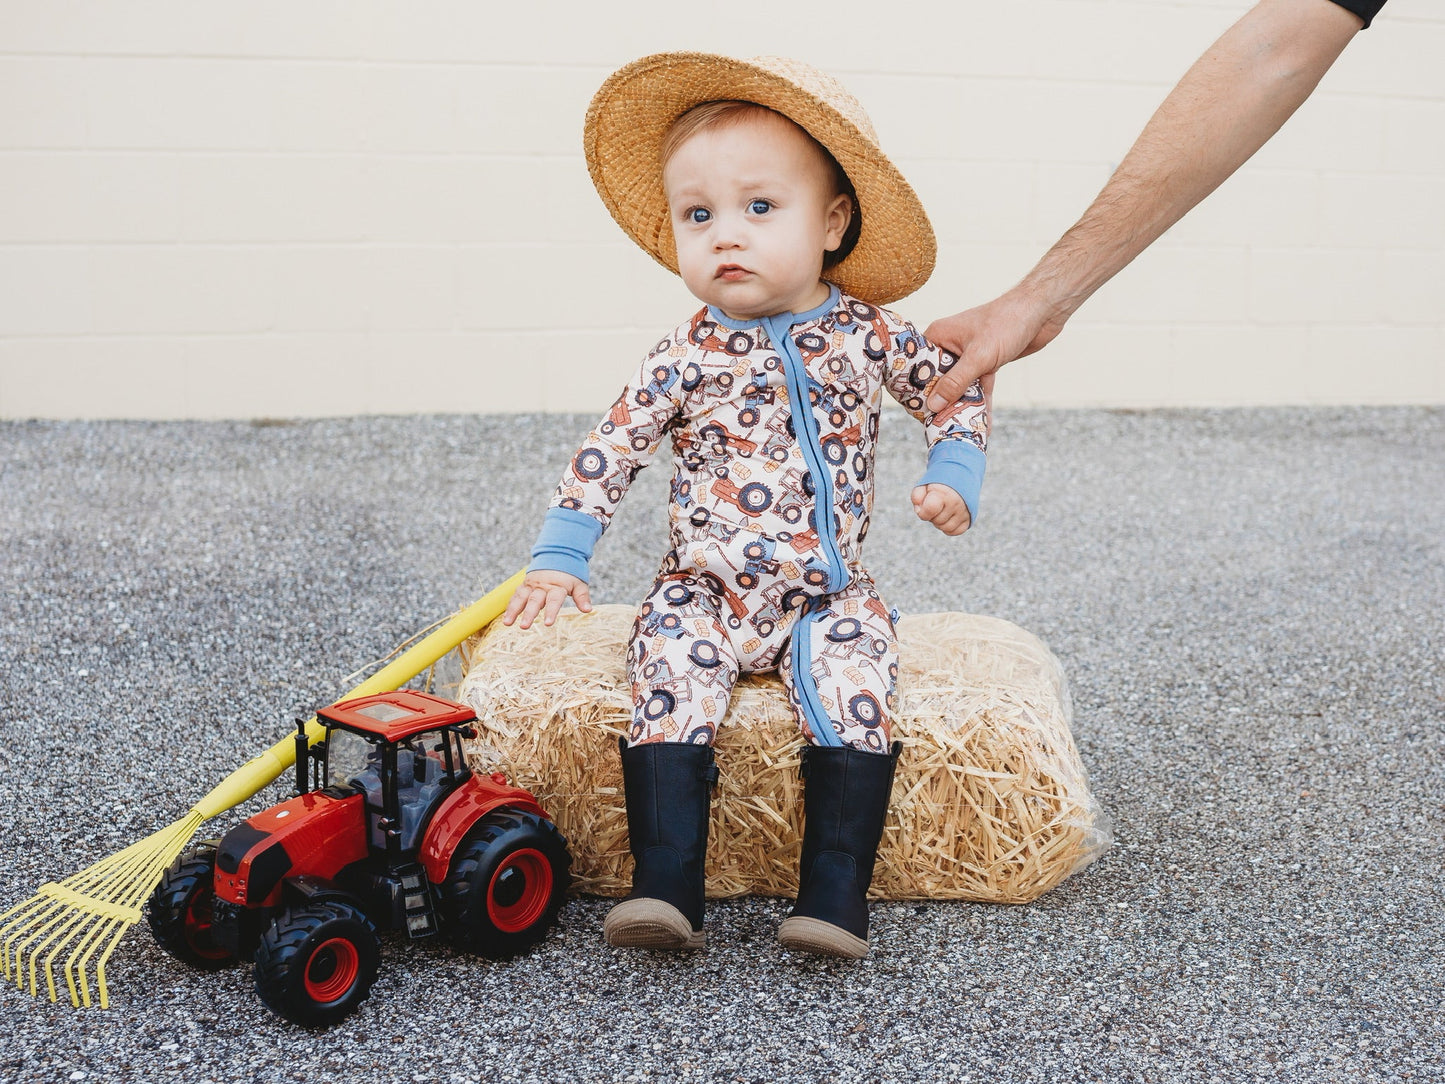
[502,570,592,629]
[911,484,972,536]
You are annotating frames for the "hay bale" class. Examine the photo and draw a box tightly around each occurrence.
[458,605,1110,904]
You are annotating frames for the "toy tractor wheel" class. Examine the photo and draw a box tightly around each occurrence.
[253,899,379,1027]
[442,810,570,959]
[146,840,235,971]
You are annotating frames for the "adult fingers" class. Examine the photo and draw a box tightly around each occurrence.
[928,350,995,414]
[923,309,995,412]
[925,289,1061,412]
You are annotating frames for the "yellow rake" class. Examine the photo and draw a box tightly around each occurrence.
[0,569,524,1009]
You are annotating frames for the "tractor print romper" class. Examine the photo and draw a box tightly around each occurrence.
[529,286,988,752]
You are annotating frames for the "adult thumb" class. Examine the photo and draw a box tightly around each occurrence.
[928,356,983,413]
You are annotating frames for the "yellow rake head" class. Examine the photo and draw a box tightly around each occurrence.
[0,810,204,1008]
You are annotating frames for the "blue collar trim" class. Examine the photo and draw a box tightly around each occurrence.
[706,283,840,333]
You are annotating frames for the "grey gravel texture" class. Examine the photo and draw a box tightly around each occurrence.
[1,406,1441,1084]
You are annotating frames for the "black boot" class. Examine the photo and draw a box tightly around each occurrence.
[603,737,717,950]
[778,741,901,958]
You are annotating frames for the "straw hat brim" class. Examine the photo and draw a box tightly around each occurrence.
[584,52,936,307]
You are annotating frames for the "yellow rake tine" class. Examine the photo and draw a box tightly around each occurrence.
[0,896,55,979]
[44,904,111,1006]
[70,830,171,893]
[62,943,83,1008]
[58,910,114,1009]
[67,916,120,1010]
[57,908,127,1009]
[89,919,131,1009]
[0,892,51,937]
[8,898,75,993]
[17,908,70,996]
[28,905,93,1001]
[104,840,189,917]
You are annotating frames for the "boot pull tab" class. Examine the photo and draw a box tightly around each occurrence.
[700,762,720,791]
[797,744,814,781]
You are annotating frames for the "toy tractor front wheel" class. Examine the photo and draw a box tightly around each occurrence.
[442,810,570,958]
[146,840,235,971]
[254,899,380,1026]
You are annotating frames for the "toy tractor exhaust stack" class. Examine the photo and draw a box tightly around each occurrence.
[296,718,311,797]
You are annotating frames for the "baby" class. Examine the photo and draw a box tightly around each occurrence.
[503,53,987,958]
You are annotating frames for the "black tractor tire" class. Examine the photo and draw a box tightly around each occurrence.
[146,840,235,970]
[253,899,379,1027]
[441,810,570,959]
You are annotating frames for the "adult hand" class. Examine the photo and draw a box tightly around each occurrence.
[502,569,592,629]
[924,286,1067,413]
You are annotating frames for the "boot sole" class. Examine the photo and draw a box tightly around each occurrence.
[603,898,705,950]
[777,916,868,959]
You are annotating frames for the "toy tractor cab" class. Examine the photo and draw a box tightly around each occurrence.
[146,690,570,1026]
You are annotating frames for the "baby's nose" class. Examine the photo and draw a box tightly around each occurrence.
[711,217,745,249]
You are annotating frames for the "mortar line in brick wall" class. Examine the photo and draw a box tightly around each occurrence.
[3,49,1441,96]
[0,148,584,160]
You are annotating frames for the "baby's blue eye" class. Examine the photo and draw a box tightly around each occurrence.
[689,207,711,224]
[749,199,771,215]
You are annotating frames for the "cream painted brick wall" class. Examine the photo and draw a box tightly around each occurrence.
[1,0,1441,419]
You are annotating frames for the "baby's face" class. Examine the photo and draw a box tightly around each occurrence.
[663,112,852,322]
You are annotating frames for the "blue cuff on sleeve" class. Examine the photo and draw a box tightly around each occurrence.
[529,506,604,583]
[916,441,986,525]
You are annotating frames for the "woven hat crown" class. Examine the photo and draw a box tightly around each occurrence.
[748,54,880,144]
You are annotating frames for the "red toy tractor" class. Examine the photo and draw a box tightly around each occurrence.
[145,690,570,1026]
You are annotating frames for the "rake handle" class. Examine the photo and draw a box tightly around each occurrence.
[193,569,525,821]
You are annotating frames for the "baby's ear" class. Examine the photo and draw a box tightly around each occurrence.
[824,192,853,252]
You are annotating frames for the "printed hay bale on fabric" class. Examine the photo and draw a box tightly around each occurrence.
[458,605,1109,904]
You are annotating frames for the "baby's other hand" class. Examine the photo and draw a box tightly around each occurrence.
[911,484,972,536]
[502,570,592,629]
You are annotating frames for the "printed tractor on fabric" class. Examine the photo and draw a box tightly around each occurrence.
[145,690,570,1026]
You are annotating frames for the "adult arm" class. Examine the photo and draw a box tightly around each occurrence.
[925,0,1369,411]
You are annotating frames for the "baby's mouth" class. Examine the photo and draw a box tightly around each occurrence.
[716,264,750,281]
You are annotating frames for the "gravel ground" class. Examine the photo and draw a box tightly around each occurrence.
[1,407,1441,1084]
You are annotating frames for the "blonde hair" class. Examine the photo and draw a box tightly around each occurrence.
[661,100,861,269]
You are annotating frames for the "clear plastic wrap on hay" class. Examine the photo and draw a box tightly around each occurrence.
[459,604,1109,904]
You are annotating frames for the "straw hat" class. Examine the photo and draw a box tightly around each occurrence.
[584,52,936,307]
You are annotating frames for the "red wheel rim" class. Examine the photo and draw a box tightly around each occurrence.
[486,848,553,933]
[303,937,360,1003]
[183,890,230,961]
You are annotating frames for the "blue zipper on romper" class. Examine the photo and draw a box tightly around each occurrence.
[708,290,849,749]
[790,596,843,746]
[759,299,847,594]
